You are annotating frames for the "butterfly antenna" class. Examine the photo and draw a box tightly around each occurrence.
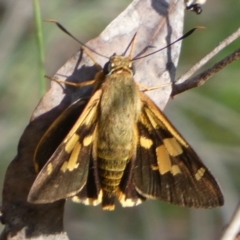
[122,32,138,58]
[133,27,200,60]
[45,19,108,59]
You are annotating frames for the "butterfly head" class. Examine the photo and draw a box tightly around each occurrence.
[103,54,135,76]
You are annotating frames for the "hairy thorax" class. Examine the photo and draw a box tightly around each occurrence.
[98,71,141,158]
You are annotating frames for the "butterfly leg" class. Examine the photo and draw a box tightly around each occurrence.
[137,82,172,92]
[45,75,96,88]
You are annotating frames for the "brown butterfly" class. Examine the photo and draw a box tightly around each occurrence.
[28,24,223,210]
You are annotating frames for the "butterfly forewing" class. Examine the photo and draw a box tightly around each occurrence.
[28,90,102,203]
[71,153,102,206]
[34,98,88,172]
[117,155,146,207]
[133,92,223,208]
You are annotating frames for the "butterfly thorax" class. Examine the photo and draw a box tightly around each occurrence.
[96,55,142,209]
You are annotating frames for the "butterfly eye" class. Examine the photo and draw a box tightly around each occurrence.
[103,61,111,74]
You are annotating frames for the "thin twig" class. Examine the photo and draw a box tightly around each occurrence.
[177,27,240,84]
[220,202,240,240]
[172,47,240,96]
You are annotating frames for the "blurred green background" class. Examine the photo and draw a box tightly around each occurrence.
[0,0,239,239]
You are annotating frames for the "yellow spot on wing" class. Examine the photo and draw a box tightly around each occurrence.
[171,165,181,175]
[163,138,183,156]
[155,143,182,176]
[64,89,101,143]
[144,108,161,129]
[195,167,205,181]
[61,142,81,172]
[156,145,171,175]
[71,190,102,206]
[102,205,115,210]
[71,196,80,202]
[140,136,153,149]
[47,163,53,175]
[83,104,98,126]
[151,165,159,170]
[118,191,143,207]
[140,92,189,148]
[34,162,39,173]
[65,134,80,153]
[83,135,93,146]
[139,114,153,131]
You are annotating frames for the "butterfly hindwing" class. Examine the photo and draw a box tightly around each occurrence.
[28,90,102,203]
[133,92,223,208]
[117,156,146,207]
[71,154,102,206]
